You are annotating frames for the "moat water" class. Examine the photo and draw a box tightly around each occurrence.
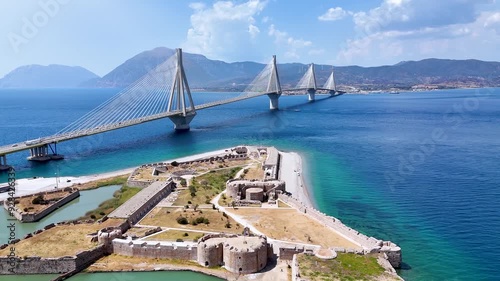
[1,88,499,281]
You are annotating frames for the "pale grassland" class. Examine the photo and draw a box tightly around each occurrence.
[140,207,242,234]
[0,219,124,257]
[230,208,361,249]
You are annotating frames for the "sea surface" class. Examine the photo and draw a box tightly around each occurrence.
[0,88,499,281]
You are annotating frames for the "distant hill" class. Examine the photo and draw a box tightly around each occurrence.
[334,59,500,90]
[0,65,99,88]
[85,48,500,90]
[82,47,265,89]
[3,49,500,90]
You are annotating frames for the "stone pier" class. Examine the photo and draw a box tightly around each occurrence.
[27,144,64,162]
[307,88,316,101]
[0,155,11,171]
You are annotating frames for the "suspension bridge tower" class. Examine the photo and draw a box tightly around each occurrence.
[167,48,197,130]
[267,55,282,110]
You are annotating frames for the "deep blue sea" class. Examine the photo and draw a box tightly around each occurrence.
[0,88,499,281]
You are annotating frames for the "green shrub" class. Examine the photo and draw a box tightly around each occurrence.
[176,216,189,225]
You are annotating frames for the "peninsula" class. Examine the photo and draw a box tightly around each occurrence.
[0,146,402,281]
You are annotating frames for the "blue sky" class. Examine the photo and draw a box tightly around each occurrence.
[1,0,499,77]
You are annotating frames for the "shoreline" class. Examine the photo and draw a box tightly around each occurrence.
[0,147,317,210]
[279,151,315,208]
[0,148,233,201]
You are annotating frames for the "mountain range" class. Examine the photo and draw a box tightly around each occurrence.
[0,64,98,88]
[1,47,499,90]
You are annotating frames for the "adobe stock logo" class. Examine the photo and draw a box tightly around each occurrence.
[7,0,71,53]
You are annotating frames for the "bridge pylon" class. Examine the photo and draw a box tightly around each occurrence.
[167,48,197,130]
[306,63,317,101]
[0,155,11,171]
[324,66,337,96]
[267,55,282,110]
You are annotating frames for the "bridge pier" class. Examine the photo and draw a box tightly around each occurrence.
[28,144,64,162]
[307,89,316,101]
[268,93,281,110]
[0,155,11,171]
[329,90,336,96]
[169,112,196,131]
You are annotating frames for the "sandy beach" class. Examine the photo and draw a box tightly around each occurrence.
[0,147,316,209]
[0,148,231,201]
[279,151,314,208]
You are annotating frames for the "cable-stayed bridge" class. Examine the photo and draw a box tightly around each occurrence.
[0,49,341,169]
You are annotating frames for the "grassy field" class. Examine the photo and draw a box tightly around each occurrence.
[72,175,129,190]
[87,254,204,271]
[229,208,361,249]
[78,185,141,221]
[140,207,242,234]
[145,230,207,242]
[173,167,240,206]
[297,253,389,281]
[277,200,292,208]
[0,219,123,257]
[242,163,264,180]
[16,190,75,213]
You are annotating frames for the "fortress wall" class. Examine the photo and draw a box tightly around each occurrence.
[126,180,151,188]
[0,245,105,275]
[226,180,285,199]
[3,189,80,222]
[109,180,173,225]
[197,242,223,267]
[278,194,402,268]
[223,243,267,274]
[112,240,197,261]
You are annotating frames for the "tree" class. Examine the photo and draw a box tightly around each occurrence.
[31,195,45,205]
[176,216,189,225]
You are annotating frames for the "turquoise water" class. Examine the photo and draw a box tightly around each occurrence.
[0,185,121,244]
[0,271,223,281]
[1,88,499,280]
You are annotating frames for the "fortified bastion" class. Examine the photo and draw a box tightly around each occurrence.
[197,234,269,274]
[226,180,285,201]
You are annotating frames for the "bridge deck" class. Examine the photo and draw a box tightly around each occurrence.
[0,90,341,157]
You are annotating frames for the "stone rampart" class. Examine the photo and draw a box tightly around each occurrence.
[3,189,80,222]
[226,180,285,200]
[0,245,105,275]
[278,194,402,268]
[112,239,197,260]
[108,180,173,225]
[197,234,269,274]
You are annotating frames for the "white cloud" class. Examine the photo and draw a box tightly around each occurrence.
[248,24,260,38]
[268,24,312,59]
[318,7,348,21]
[183,0,267,60]
[353,0,491,35]
[484,12,500,34]
[337,10,500,66]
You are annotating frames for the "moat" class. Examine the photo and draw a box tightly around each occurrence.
[0,146,401,281]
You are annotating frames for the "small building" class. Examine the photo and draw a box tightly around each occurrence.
[246,188,264,201]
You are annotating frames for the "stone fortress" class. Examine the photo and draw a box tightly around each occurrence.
[0,145,402,279]
[197,233,268,274]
